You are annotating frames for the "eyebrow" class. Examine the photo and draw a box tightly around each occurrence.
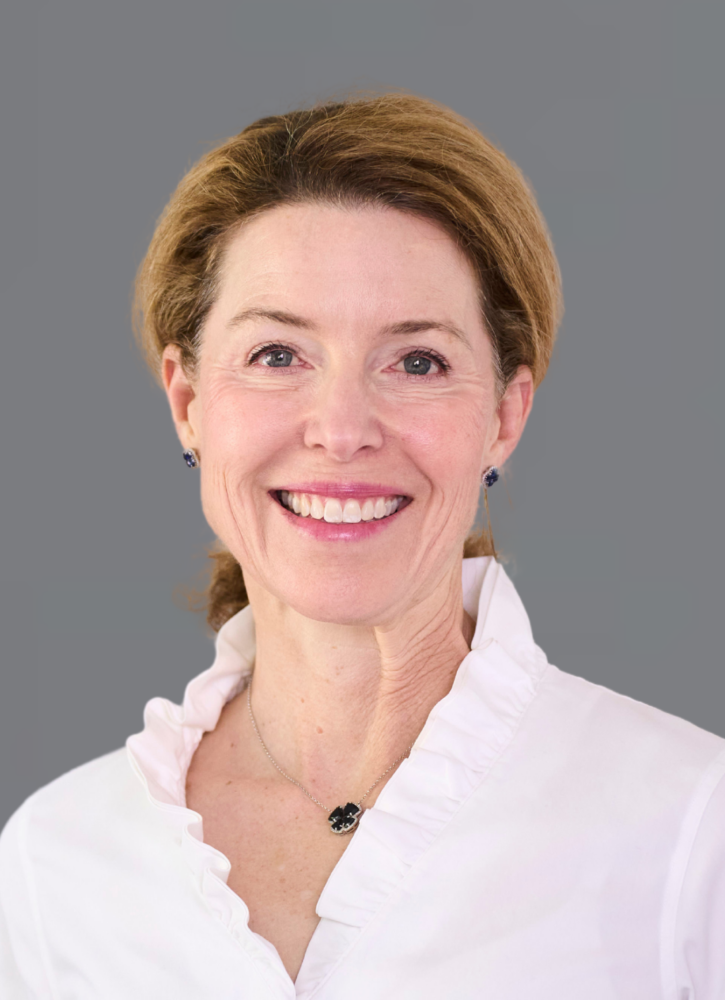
[227,308,470,345]
[227,307,316,330]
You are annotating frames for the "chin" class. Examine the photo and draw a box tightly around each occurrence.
[269,564,406,627]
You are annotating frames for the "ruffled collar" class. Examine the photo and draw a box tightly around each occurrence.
[126,557,549,998]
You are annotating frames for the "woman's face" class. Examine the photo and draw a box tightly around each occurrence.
[164,203,532,625]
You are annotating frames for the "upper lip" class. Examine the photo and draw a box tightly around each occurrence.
[273,482,411,498]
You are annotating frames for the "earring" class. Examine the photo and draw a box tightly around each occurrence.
[481,465,499,561]
[182,449,199,469]
[482,466,499,489]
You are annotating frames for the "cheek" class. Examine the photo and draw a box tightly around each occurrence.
[196,383,300,558]
[200,380,298,468]
[394,396,491,484]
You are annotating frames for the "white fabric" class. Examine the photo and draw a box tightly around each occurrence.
[1,557,724,999]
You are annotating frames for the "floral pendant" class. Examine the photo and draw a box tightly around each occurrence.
[328,802,362,834]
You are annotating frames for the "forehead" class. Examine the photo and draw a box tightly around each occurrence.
[213,202,483,325]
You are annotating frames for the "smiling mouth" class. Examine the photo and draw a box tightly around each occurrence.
[274,490,411,524]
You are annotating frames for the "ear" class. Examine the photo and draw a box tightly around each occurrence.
[162,345,201,452]
[488,366,534,469]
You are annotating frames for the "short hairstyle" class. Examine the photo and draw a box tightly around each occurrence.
[134,92,563,630]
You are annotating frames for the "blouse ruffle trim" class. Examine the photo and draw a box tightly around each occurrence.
[125,557,549,998]
[126,601,295,994]
[295,559,549,995]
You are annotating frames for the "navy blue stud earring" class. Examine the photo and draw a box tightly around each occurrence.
[482,466,499,489]
[182,449,199,469]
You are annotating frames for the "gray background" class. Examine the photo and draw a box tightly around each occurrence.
[2,0,723,829]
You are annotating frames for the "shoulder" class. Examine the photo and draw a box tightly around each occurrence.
[0,746,152,871]
[538,662,725,768]
[526,661,725,839]
[0,748,140,989]
[3,745,135,821]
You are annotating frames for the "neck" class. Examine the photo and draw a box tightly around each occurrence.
[241,562,473,808]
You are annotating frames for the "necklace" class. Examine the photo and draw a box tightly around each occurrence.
[246,683,415,835]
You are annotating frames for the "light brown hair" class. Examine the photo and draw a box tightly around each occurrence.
[134,92,563,630]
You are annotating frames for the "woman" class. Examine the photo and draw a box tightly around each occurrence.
[1,93,723,999]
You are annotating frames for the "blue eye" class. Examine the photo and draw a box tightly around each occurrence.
[261,349,294,367]
[403,355,433,375]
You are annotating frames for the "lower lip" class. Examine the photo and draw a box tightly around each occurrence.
[271,494,407,541]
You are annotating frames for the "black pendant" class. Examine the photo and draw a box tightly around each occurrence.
[328,802,362,835]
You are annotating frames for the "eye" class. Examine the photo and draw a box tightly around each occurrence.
[403,355,433,375]
[247,343,301,368]
[394,350,449,376]
[261,349,294,367]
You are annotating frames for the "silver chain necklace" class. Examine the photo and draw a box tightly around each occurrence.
[246,683,415,835]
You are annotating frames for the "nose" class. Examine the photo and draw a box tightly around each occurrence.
[302,367,384,462]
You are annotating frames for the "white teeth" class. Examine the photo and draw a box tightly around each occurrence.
[279,490,406,523]
[342,500,362,523]
[323,498,343,523]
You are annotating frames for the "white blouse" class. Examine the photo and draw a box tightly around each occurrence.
[1,557,724,999]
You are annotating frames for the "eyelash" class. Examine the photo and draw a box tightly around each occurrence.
[401,349,451,375]
[246,342,451,375]
[246,341,300,366]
